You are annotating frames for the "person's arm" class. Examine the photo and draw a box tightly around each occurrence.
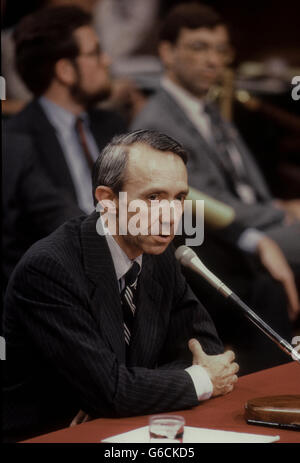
[256,236,300,321]
[7,252,199,419]
[68,251,230,427]
[213,226,299,320]
[273,199,300,222]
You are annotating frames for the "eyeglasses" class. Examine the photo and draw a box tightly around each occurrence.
[180,41,232,58]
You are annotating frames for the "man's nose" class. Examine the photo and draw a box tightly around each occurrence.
[206,47,222,67]
[100,52,111,68]
[159,201,183,229]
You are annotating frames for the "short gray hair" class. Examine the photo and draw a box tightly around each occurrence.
[92,130,188,204]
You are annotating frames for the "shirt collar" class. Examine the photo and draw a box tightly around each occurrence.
[39,96,89,133]
[161,76,207,115]
[100,216,143,282]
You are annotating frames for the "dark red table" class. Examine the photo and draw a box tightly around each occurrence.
[23,361,300,443]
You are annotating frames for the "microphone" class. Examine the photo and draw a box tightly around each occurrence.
[175,245,300,364]
[187,187,235,229]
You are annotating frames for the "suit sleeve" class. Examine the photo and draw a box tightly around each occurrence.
[5,251,199,418]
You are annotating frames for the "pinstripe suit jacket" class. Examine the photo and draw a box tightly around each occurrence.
[3,212,223,442]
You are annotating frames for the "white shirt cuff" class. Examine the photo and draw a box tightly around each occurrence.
[185,365,213,401]
[237,228,265,253]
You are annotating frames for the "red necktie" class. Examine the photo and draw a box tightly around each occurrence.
[75,117,95,170]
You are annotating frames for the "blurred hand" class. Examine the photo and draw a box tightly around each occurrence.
[2,99,27,115]
[188,339,239,397]
[70,409,91,427]
[256,236,300,321]
[243,96,262,112]
[273,199,300,223]
[275,199,300,221]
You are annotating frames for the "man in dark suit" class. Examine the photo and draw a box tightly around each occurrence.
[2,130,239,442]
[5,5,126,213]
[131,3,300,320]
[2,131,82,292]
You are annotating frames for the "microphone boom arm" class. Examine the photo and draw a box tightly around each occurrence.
[175,245,300,364]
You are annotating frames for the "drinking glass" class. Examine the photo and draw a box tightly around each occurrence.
[149,415,185,443]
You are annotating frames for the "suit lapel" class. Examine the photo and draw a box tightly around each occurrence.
[81,212,126,363]
[159,90,230,176]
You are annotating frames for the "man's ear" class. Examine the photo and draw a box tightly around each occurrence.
[95,186,117,212]
[158,41,176,69]
[54,58,77,86]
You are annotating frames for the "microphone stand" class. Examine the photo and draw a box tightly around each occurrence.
[228,292,299,362]
[175,245,300,429]
[175,245,300,364]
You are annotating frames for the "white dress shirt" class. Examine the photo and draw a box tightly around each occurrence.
[161,77,213,143]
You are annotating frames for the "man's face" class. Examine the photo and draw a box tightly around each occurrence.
[162,25,232,97]
[69,25,112,106]
[113,144,188,259]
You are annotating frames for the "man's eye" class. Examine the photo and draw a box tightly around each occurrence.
[148,194,159,201]
[187,42,207,51]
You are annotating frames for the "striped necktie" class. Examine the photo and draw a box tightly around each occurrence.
[121,262,140,347]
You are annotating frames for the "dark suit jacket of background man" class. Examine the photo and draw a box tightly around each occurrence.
[131,88,300,270]
[5,100,127,205]
[2,132,82,291]
[2,211,223,442]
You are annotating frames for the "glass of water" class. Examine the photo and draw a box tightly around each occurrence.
[149,415,185,443]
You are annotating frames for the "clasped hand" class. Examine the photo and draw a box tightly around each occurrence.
[188,338,239,397]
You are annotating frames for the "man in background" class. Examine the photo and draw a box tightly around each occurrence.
[132,2,300,372]
[1,0,100,114]
[132,2,300,286]
[6,5,126,213]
